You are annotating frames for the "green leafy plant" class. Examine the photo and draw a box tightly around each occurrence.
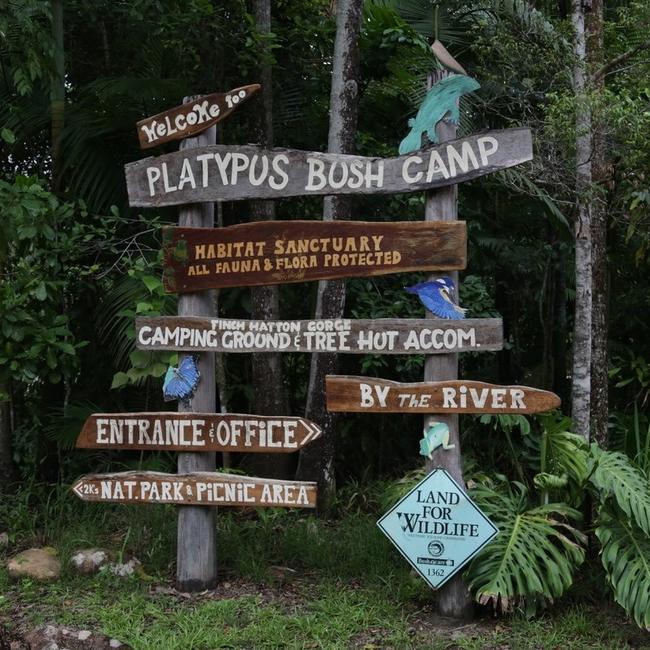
[467,478,586,614]
[596,504,650,631]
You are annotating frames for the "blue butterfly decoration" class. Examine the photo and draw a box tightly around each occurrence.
[163,355,201,404]
[405,277,467,320]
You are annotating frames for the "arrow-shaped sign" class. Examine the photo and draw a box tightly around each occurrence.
[71,471,317,508]
[326,376,561,414]
[75,413,321,452]
[136,84,260,149]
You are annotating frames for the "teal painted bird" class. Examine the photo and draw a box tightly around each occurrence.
[399,75,480,154]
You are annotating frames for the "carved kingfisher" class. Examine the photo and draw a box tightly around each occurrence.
[405,277,467,319]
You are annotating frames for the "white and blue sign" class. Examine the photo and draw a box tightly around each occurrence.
[377,469,498,589]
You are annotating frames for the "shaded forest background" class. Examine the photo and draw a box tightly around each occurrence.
[1,0,649,486]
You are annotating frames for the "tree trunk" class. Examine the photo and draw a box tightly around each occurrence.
[295,0,363,503]
[248,0,292,479]
[51,0,64,191]
[571,0,592,440]
[588,0,608,447]
[0,392,15,492]
[553,261,569,404]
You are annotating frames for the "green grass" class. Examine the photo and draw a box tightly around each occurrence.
[0,484,648,649]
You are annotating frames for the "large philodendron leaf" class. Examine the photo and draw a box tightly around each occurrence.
[465,481,586,612]
[589,445,650,536]
[596,505,650,631]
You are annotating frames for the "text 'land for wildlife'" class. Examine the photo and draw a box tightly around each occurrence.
[163,220,466,292]
[125,128,532,206]
[72,471,317,508]
[137,84,260,149]
[135,317,503,354]
[326,376,561,414]
[75,413,321,452]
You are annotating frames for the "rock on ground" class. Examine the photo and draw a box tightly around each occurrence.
[6,548,60,582]
[70,549,112,576]
[22,625,131,650]
[107,557,141,578]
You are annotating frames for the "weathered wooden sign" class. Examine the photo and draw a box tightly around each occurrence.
[136,84,260,149]
[124,128,532,206]
[162,220,466,292]
[71,471,317,508]
[75,413,322,452]
[135,317,502,354]
[326,376,561,414]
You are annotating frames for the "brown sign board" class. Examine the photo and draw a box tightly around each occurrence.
[326,376,561,414]
[135,317,503,355]
[71,471,317,508]
[162,220,466,292]
[136,84,260,149]
[75,413,321,452]
[124,128,532,207]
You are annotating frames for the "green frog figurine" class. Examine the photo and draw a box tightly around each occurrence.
[419,422,455,459]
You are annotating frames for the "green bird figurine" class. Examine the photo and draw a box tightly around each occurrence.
[399,74,480,154]
[419,422,455,459]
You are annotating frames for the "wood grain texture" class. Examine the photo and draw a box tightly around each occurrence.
[422,72,471,618]
[136,85,260,148]
[71,471,317,508]
[175,108,217,592]
[162,220,466,292]
[325,376,561,414]
[124,128,532,207]
[135,317,503,354]
[75,413,322,452]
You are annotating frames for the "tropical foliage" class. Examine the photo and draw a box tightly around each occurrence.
[1,0,650,634]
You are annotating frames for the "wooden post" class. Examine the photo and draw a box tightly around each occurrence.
[176,99,217,592]
[424,69,473,619]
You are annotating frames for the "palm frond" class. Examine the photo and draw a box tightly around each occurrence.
[466,479,586,612]
[95,274,155,372]
[523,414,589,485]
[44,401,103,450]
[596,504,650,631]
[497,168,571,232]
[379,0,467,45]
[589,445,650,536]
[484,0,565,46]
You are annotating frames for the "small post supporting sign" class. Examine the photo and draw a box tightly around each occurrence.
[176,98,217,592]
[423,65,472,619]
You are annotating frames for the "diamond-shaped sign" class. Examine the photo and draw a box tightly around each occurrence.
[377,469,498,589]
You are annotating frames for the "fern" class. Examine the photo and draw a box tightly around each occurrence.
[466,480,586,612]
[596,504,650,631]
[589,445,650,536]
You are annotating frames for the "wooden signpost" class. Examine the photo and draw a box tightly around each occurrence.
[72,471,317,508]
[135,317,503,354]
[106,46,542,610]
[136,84,260,149]
[75,413,321,452]
[325,376,561,414]
[162,220,466,292]
[124,128,532,206]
